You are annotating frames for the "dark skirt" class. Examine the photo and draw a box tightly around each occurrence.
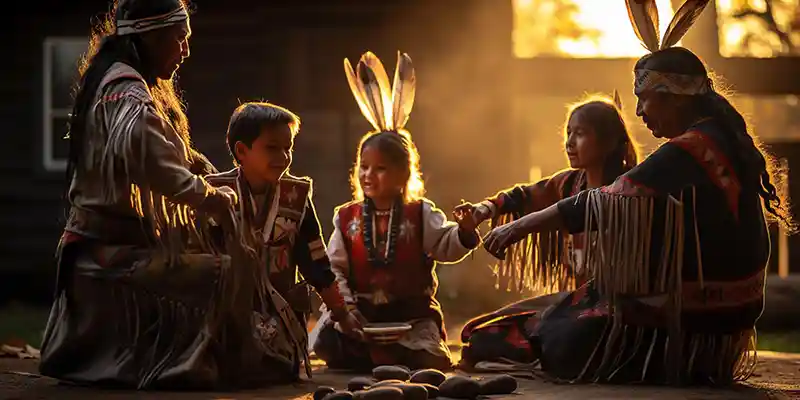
[39,234,302,390]
[460,281,755,385]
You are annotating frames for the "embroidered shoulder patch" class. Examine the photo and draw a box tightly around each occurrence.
[669,130,741,219]
[601,175,656,196]
[278,177,311,219]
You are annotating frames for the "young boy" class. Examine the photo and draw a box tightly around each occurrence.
[206,102,362,377]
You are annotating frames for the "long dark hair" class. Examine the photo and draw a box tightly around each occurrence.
[567,97,639,185]
[635,47,795,231]
[65,0,197,187]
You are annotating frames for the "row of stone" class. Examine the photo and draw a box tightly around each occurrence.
[313,365,518,400]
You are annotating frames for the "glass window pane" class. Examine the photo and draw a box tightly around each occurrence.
[512,0,675,58]
[49,39,87,110]
[717,0,800,58]
[51,116,70,161]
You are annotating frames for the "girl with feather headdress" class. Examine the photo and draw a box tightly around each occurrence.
[481,0,793,384]
[455,93,639,369]
[309,51,481,370]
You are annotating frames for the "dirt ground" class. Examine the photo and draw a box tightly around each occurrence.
[1,351,799,400]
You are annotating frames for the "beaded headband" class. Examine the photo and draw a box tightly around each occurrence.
[116,6,188,36]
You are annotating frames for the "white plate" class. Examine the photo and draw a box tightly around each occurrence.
[363,322,413,335]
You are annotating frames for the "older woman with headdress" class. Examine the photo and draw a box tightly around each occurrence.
[39,0,309,390]
[482,0,793,385]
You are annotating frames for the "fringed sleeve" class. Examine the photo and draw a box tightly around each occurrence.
[94,79,222,260]
[328,213,356,305]
[421,199,478,263]
[129,109,215,207]
[97,80,215,208]
[556,142,705,295]
[483,171,574,218]
[489,170,581,294]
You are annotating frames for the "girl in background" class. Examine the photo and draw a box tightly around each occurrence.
[456,93,639,369]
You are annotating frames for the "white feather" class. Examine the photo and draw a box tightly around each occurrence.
[625,0,661,53]
[359,52,393,131]
[390,52,416,131]
[344,58,381,131]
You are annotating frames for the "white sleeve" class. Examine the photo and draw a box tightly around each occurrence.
[421,200,476,264]
[327,212,355,304]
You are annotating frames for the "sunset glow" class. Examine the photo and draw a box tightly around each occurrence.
[716,0,800,57]
[513,0,676,58]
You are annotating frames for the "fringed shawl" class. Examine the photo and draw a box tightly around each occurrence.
[570,174,757,383]
[89,63,216,265]
[491,213,572,294]
[490,169,583,295]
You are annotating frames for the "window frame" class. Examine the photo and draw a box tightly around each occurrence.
[42,36,85,173]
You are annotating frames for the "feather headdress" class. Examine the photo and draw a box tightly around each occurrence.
[627,0,712,96]
[344,51,416,133]
[626,0,711,52]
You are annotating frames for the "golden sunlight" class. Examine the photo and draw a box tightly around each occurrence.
[716,0,800,57]
[512,0,676,58]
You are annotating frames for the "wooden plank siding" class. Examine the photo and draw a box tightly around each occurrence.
[1,1,516,302]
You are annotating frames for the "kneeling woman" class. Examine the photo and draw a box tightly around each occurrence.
[39,0,306,389]
[456,95,638,368]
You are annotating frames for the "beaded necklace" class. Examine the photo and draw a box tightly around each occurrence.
[362,197,403,267]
